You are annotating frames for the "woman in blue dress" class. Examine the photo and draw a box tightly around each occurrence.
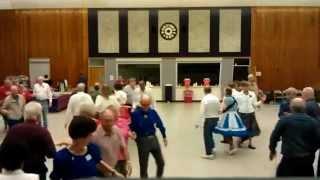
[215,88,248,155]
[50,116,123,180]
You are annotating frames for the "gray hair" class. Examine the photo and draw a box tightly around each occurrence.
[24,101,42,120]
[302,87,315,100]
[290,97,306,113]
[79,103,97,118]
[77,83,86,92]
[37,76,44,81]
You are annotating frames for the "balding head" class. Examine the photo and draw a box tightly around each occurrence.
[290,98,306,113]
[100,108,115,132]
[77,83,86,92]
[302,87,315,100]
[10,85,19,96]
[37,76,44,84]
[248,74,255,82]
[140,94,151,110]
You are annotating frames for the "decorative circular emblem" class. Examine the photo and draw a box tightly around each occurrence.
[160,22,178,40]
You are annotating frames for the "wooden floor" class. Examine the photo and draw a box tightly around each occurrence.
[0,102,307,177]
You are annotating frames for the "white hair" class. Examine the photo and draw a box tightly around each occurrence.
[77,83,86,92]
[79,103,97,117]
[37,76,44,80]
[24,101,42,120]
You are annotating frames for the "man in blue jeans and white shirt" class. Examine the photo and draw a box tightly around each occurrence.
[33,76,52,128]
[196,86,220,159]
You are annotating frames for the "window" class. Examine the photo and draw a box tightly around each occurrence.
[118,64,161,86]
[177,63,220,86]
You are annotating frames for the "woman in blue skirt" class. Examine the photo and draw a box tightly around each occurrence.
[215,87,248,155]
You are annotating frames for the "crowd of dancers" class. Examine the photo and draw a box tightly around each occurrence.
[198,77,265,159]
[0,74,319,179]
[0,77,166,180]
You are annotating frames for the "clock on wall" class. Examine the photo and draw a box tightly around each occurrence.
[160,22,178,40]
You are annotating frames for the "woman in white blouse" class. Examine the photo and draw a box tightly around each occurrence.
[95,84,120,113]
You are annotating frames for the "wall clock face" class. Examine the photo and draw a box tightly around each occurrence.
[160,22,178,40]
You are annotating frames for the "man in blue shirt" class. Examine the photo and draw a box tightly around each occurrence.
[302,87,320,120]
[269,98,320,177]
[130,94,167,178]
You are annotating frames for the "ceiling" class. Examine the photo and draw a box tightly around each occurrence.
[0,0,319,9]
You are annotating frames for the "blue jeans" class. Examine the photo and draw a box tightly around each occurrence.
[203,117,219,155]
[7,118,23,128]
[37,100,49,128]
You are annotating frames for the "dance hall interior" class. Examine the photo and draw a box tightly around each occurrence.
[0,0,320,179]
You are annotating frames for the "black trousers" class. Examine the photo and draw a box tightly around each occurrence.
[277,155,315,177]
[136,136,165,178]
[203,118,219,155]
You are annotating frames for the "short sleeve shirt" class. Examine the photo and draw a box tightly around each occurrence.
[50,143,101,180]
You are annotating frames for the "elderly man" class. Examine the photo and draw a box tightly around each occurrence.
[130,94,167,178]
[137,80,156,109]
[33,76,52,128]
[278,87,297,118]
[1,101,56,180]
[0,85,25,128]
[196,86,220,159]
[269,98,319,177]
[91,107,129,177]
[65,83,94,128]
[123,78,139,108]
[302,87,320,120]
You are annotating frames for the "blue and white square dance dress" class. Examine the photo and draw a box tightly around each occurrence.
[214,96,248,137]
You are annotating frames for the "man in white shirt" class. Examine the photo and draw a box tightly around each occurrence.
[33,76,52,128]
[65,83,94,128]
[123,78,139,108]
[236,81,263,149]
[197,86,220,159]
[137,80,156,109]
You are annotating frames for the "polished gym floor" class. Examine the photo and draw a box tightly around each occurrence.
[0,102,289,177]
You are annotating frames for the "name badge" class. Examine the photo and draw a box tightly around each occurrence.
[85,154,92,161]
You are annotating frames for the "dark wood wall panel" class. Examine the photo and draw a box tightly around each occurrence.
[0,9,88,87]
[251,7,320,91]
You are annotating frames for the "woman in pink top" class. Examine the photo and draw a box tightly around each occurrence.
[114,105,133,177]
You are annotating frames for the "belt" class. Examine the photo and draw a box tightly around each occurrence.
[138,135,156,139]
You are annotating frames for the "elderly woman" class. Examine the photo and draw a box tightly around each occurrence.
[50,116,123,179]
[95,84,120,113]
[1,101,55,180]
